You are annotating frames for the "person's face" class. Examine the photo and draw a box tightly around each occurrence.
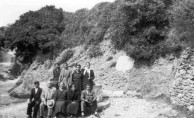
[76,65,81,71]
[59,83,64,89]
[47,82,51,88]
[71,85,75,91]
[64,64,68,69]
[86,63,90,69]
[55,64,59,68]
[86,86,91,91]
[35,83,39,88]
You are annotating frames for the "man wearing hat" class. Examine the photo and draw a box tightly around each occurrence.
[40,81,56,118]
[81,84,98,117]
[27,81,42,118]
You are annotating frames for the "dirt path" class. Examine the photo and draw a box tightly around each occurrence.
[100,97,178,118]
[0,78,27,108]
[0,93,181,118]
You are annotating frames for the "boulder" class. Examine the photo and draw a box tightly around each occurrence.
[115,56,134,72]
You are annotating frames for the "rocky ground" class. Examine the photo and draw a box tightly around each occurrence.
[1,40,192,118]
[0,90,187,118]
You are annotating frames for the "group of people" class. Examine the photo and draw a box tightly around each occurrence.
[27,62,98,118]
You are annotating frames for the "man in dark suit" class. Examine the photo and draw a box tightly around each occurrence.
[27,81,42,118]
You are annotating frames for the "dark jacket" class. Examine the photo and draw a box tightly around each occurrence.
[53,67,61,81]
[68,90,80,102]
[30,87,42,103]
[82,69,95,89]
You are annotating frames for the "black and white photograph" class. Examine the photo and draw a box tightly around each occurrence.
[0,0,194,118]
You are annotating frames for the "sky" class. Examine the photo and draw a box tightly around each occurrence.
[0,0,115,27]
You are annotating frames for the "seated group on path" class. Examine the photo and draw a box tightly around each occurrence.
[27,62,98,118]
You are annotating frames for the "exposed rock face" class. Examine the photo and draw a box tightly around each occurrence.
[170,48,194,106]
[9,62,52,98]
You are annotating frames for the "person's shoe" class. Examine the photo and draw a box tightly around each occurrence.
[27,115,32,118]
[40,116,44,118]
[81,112,85,118]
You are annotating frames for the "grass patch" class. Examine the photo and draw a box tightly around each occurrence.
[88,45,103,58]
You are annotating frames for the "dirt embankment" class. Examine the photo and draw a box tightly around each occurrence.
[3,39,187,118]
[9,39,179,100]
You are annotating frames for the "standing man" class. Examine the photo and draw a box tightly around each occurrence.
[82,62,95,90]
[81,85,98,117]
[40,81,56,118]
[27,81,42,118]
[59,63,72,90]
[72,64,83,95]
[51,63,61,89]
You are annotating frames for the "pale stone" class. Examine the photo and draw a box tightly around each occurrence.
[179,69,186,75]
[183,74,193,79]
[188,105,194,112]
[178,94,184,98]
[115,56,134,72]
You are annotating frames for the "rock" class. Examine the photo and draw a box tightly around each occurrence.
[188,105,194,112]
[182,74,193,80]
[103,90,124,97]
[115,56,134,72]
[125,91,142,98]
[179,69,186,75]
[177,94,184,98]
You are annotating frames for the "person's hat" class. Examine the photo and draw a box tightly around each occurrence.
[47,99,55,108]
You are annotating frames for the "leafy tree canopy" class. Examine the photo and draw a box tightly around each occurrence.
[3,5,64,63]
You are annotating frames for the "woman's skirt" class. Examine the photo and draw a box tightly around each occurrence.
[67,102,79,115]
[54,101,65,115]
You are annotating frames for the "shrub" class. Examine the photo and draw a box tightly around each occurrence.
[88,45,103,58]
[110,0,175,63]
[109,61,116,68]
[58,49,74,64]
[171,0,194,48]
[106,56,113,61]
[10,63,22,77]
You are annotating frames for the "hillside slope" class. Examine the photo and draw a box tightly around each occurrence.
[9,39,178,100]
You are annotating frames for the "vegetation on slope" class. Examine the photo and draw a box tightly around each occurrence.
[1,0,193,65]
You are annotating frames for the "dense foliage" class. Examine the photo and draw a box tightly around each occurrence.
[110,0,180,63]
[171,0,194,48]
[1,0,191,64]
[2,6,64,63]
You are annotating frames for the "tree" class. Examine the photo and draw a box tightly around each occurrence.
[110,0,174,63]
[3,6,65,63]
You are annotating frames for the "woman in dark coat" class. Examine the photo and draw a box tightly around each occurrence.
[53,82,70,117]
[72,64,83,95]
[67,84,80,117]
[82,62,95,90]
[52,63,61,89]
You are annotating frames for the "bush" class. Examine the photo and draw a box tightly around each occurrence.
[106,56,113,61]
[10,63,22,77]
[109,61,116,68]
[88,45,103,58]
[171,0,194,48]
[58,50,74,64]
[110,0,175,63]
